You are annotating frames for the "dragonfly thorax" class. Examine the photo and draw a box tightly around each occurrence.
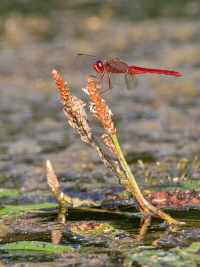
[93,60,104,73]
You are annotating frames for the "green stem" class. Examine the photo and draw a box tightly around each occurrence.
[111,134,182,225]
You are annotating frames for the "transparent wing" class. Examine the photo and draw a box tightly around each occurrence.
[106,73,126,86]
[124,73,138,90]
[77,54,110,66]
[106,58,129,72]
[104,73,137,90]
[78,54,129,73]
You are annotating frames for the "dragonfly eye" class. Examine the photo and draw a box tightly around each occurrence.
[93,60,103,72]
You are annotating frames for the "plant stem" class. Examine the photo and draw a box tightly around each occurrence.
[111,134,182,225]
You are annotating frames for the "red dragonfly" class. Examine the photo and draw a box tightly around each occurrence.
[77,53,183,93]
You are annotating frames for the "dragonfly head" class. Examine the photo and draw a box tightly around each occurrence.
[93,60,104,73]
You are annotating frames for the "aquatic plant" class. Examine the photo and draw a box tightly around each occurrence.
[49,69,182,227]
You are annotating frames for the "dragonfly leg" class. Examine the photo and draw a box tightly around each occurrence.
[88,71,113,95]
[99,72,113,95]
[99,88,112,96]
[89,72,105,85]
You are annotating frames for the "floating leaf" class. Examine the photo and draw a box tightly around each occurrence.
[0,203,58,218]
[172,242,200,262]
[0,188,20,197]
[127,246,197,266]
[0,241,72,253]
[70,221,123,239]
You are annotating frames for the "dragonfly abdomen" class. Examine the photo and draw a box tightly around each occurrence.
[129,66,183,77]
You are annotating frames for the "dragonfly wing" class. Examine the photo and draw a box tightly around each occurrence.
[90,71,134,89]
[93,72,124,86]
[125,73,138,90]
[77,54,110,66]
[107,73,126,86]
[107,58,129,71]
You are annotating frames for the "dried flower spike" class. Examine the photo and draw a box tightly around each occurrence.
[85,76,116,136]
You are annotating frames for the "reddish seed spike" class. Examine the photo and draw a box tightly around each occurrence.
[129,66,183,77]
